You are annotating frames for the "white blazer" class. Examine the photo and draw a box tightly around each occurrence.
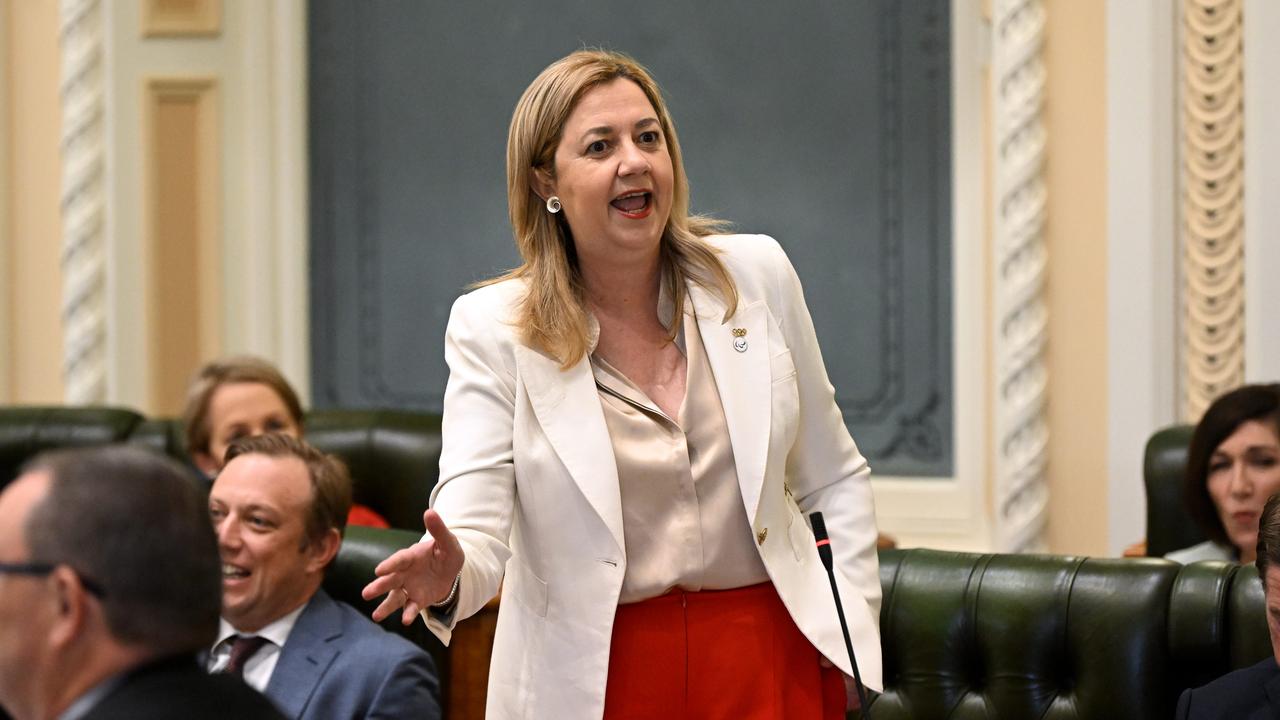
[424,234,882,719]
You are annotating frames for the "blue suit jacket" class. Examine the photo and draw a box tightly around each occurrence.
[264,589,441,720]
[1177,658,1280,719]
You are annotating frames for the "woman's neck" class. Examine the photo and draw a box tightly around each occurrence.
[580,251,663,323]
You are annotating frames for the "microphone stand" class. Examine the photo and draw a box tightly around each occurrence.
[809,511,871,718]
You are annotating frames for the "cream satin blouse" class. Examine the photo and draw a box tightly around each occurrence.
[590,305,769,604]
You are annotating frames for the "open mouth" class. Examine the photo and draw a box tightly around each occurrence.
[222,563,250,580]
[610,191,652,216]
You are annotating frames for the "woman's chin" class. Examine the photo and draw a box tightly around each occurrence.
[1230,532,1258,557]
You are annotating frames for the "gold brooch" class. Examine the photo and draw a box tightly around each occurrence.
[732,328,747,337]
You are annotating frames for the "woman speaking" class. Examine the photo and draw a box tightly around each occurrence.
[364,49,883,719]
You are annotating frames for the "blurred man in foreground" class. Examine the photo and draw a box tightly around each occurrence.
[0,446,283,720]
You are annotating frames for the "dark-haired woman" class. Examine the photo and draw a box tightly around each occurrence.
[1168,383,1280,563]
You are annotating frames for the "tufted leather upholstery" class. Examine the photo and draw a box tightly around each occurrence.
[0,406,145,490]
[871,549,1269,719]
[93,409,443,532]
[305,409,442,531]
[1144,424,1204,557]
[324,525,449,708]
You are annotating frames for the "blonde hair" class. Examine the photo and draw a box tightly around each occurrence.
[181,356,304,458]
[489,49,738,368]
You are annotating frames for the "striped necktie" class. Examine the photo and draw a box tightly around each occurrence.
[222,635,270,677]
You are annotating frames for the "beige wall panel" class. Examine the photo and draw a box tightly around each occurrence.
[1105,1,1178,556]
[1043,0,1109,555]
[1244,0,1280,382]
[7,0,65,404]
[0,0,10,402]
[142,0,221,38]
[146,78,221,415]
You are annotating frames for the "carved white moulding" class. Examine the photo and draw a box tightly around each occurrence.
[991,0,1049,553]
[1182,0,1245,420]
[58,0,108,404]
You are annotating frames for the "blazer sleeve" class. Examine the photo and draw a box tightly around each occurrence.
[422,290,519,642]
[365,649,443,720]
[765,237,882,620]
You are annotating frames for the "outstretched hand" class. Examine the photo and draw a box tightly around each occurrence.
[362,509,465,626]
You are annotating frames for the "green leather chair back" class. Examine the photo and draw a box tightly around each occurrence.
[1144,424,1204,557]
[872,549,1268,720]
[305,409,442,531]
[0,406,145,491]
[121,410,443,532]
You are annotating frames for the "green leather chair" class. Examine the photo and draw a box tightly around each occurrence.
[870,549,1268,719]
[1144,424,1204,557]
[0,406,145,490]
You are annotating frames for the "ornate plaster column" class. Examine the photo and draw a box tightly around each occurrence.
[58,0,108,404]
[1182,0,1245,420]
[991,0,1049,552]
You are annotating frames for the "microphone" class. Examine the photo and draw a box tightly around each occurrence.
[809,511,871,717]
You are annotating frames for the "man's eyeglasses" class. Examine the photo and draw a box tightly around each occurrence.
[0,561,107,598]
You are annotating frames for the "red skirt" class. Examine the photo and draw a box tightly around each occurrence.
[603,582,846,720]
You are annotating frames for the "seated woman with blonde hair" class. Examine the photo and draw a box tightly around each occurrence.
[183,355,390,529]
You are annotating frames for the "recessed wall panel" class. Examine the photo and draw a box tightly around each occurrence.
[308,1,953,476]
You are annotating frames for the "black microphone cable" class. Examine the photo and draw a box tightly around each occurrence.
[808,511,871,717]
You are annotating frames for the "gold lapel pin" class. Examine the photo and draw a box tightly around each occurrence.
[732,328,748,353]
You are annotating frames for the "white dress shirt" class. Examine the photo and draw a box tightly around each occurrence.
[207,602,306,691]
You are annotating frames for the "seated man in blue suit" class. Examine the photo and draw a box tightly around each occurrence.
[1177,492,1280,719]
[207,434,440,719]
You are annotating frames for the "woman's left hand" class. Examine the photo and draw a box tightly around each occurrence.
[361,509,465,625]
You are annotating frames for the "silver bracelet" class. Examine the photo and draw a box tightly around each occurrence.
[430,572,461,609]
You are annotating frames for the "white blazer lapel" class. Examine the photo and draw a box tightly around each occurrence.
[688,284,771,520]
[513,343,625,554]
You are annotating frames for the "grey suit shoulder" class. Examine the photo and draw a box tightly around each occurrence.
[265,589,441,720]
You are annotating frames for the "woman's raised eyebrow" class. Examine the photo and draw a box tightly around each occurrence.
[579,125,615,141]
[578,118,659,143]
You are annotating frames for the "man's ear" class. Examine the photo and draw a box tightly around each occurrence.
[306,528,342,574]
[48,567,88,648]
[531,166,555,203]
